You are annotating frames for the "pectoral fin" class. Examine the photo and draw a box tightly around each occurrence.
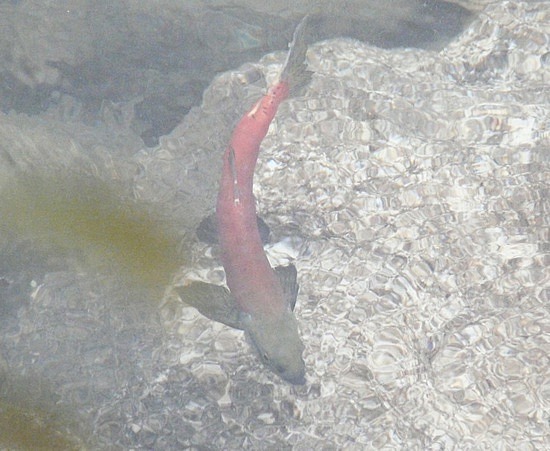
[274,264,299,311]
[175,282,243,330]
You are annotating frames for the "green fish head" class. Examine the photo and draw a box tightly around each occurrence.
[242,311,306,385]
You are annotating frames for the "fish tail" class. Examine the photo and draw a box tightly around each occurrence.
[280,15,312,96]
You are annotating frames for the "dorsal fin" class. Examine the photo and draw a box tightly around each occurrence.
[228,145,241,205]
[196,212,271,245]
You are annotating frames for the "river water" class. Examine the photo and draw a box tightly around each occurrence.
[0,1,548,449]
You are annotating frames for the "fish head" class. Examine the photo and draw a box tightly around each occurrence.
[241,310,306,385]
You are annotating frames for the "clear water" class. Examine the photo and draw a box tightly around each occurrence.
[1,1,548,449]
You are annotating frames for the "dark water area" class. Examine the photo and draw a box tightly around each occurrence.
[0,1,473,146]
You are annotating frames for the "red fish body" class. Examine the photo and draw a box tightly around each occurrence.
[217,81,290,318]
[178,17,310,384]
[214,76,306,384]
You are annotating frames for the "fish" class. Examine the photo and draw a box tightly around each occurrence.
[177,17,311,384]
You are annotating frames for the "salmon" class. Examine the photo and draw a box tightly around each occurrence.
[177,17,311,384]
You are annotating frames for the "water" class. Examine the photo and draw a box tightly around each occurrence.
[1,0,548,449]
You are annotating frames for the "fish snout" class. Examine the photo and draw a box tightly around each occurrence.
[276,354,306,385]
[244,313,306,385]
[283,369,306,385]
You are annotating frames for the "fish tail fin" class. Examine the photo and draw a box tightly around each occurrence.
[280,15,313,96]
